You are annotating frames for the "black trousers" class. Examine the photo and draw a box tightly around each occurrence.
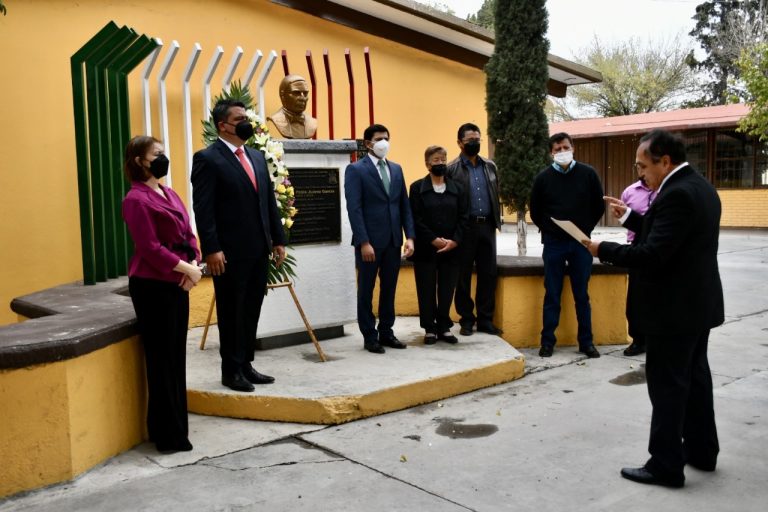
[355,244,401,344]
[413,257,460,334]
[455,220,497,328]
[212,256,269,375]
[129,276,190,447]
[644,329,719,480]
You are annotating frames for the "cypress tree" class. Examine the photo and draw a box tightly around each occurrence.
[485,0,550,254]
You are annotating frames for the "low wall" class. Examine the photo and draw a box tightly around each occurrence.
[0,279,145,498]
[375,256,628,348]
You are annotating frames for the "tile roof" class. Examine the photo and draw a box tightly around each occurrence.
[550,104,750,138]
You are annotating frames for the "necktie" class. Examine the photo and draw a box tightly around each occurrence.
[377,159,390,195]
[234,147,258,191]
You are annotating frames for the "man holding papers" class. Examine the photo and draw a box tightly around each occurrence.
[530,132,605,358]
[584,130,722,488]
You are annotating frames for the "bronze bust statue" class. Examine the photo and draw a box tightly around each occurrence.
[268,75,318,139]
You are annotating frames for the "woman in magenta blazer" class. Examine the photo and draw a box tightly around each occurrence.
[122,135,202,453]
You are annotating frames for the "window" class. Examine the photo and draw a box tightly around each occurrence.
[714,131,753,188]
[682,130,708,179]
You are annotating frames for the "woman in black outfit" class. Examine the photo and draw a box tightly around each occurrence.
[122,136,202,453]
[409,145,469,345]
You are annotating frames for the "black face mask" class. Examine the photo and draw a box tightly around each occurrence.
[463,140,481,157]
[149,154,169,179]
[430,164,447,177]
[235,121,255,141]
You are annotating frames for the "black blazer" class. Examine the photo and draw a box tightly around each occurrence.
[598,166,724,336]
[408,175,469,262]
[191,139,287,261]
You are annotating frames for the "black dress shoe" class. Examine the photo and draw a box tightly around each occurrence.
[242,366,275,384]
[222,372,255,392]
[477,324,503,335]
[620,466,684,488]
[580,345,601,358]
[539,345,553,357]
[424,333,437,345]
[380,337,407,349]
[364,342,386,354]
[438,332,458,344]
[686,458,716,472]
[156,439,193,453]
[459,325,474,336]
[624,343,646,356]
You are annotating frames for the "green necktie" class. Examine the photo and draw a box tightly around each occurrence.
[377,159,390,195]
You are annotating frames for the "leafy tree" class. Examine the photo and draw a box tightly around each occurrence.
[687,0,767,105]
[467,0,495,30]
[737,42,768,140]
[568,36,696,117]
[486,0,550,254]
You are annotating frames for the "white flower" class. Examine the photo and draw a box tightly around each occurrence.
[245,109,263,124]
[266,140,284,159]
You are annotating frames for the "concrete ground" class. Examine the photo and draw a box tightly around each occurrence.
[2,229,767,511]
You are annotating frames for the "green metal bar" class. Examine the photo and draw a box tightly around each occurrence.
[71,21,120,284]
[72,24,160,282]
[85,27,136,280]
[107,35,158,275]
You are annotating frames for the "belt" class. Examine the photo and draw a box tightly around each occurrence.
[470,215,489,224]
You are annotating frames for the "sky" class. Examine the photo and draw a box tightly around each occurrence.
[418,0,704,60]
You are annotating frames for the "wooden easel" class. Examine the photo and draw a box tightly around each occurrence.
[198,281,328,362]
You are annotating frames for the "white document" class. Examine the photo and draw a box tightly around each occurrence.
[551,218,590,244]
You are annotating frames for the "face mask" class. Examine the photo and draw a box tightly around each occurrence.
[553,150,573,167]
[235,121,255,141]
[149,154,169,179]
[463,140,481,157]
[430,164,447,177]
[371,139,390,159]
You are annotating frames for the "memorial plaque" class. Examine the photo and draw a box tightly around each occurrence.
[289,168,342,245]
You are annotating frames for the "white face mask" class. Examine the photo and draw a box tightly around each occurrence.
[553,150,573,167]
[371,139,390,159]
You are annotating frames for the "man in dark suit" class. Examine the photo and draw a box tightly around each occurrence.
[585,129,723,488]
[345,124,415,354]
[192,99,287,392]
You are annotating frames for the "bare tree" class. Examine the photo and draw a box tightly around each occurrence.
[569,36,697,117]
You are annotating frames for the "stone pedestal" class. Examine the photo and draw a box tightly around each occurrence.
[254,140,358,348]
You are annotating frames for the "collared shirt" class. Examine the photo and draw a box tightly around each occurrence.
[219,136,255,175]
[218,136,242,154]
[619,162,689,225]
[551,160,576,174]
[367,153,391,182]
[620,180,656,242]
[461,154,491,217]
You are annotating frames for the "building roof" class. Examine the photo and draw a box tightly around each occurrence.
[550,104,751,138]
[270,0,602,97]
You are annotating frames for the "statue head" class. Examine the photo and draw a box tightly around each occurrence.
[279,75,310,114]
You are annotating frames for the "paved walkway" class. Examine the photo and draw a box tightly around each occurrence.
[2,229,767,511]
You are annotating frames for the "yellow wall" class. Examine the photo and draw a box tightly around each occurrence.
[0,0,487,326]
[719,189,768,228]
[0,337,146,498]
[378,267,628,347]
